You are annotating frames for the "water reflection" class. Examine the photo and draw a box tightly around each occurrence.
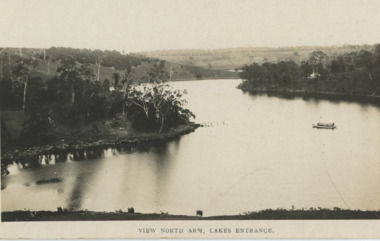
[74,141,181,213]
[67,174,91,210]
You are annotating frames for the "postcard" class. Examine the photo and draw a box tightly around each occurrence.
[1,0,380,239]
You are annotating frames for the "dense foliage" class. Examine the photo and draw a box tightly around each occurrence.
[238,45,380,96]
[47,47,148,71]
[0,48,195,146]
[126,84,194,132]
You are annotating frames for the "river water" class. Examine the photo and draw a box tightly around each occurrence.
[2,79,380,216]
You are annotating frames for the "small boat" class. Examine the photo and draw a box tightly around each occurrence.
[313,122,336,129]
[317,122,335,127]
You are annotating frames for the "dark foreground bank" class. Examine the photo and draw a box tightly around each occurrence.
[3,209,380,221]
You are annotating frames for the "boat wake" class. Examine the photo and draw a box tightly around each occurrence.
[321,146,350,209]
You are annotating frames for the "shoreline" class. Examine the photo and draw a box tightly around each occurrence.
[172,77,238,81]
[3,209,380,221]
[1,123,200,167]
[238,86,380,104]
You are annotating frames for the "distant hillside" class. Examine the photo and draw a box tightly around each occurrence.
[136,44,377,71]
[0,47,236,84]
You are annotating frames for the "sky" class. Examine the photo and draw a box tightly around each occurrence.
[1,0,380,53]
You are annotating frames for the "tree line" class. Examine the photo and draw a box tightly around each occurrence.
[46,47,148,71]
[238,44,380,95]
[0,48,195,146]
[139,44,373,57]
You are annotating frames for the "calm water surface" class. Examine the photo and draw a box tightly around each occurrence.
[2,79,380,216]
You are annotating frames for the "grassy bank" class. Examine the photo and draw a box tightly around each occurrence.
[3,209,380,221]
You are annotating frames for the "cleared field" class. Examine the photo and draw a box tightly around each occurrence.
[137,45,374,71]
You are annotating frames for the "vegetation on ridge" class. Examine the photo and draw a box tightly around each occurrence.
[0,47,195,152]
[237,44,380,97]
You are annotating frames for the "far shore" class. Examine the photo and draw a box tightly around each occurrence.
[2,209,380,221]
[172,77,238,81]
[238,86,380,104]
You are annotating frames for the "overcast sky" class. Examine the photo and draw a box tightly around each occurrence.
[1,0,380,53]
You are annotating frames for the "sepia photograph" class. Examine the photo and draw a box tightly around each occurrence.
[1,0,380,239]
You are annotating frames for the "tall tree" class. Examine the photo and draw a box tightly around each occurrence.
[57,56,81,104]
[95,56,102,81]
[169,66,174,81]
[343,52,357,71]
[357,50,375,81]
[309,51,328,68]
[126,85,151,118]
[126,84,194,132]
[121,69,133,117]
[0,48,5,79]
[148,60,169,83]
[0,49,14,110]
[374,44,380,68]
[112,72,120,88]
[46,55,50,74]
[238,63,264,83]
[11,58,39,112]
[150,84,192,133]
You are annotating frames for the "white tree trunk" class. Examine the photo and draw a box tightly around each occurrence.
[159,115,165,133]
[134,101,149,118]
[22,77,28,112]
[93,60,97,74]
[97,60,101,81]
[122,83,127,118]
[369,72,373,81]
[71,84,75,104]
[169,66,173,81]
